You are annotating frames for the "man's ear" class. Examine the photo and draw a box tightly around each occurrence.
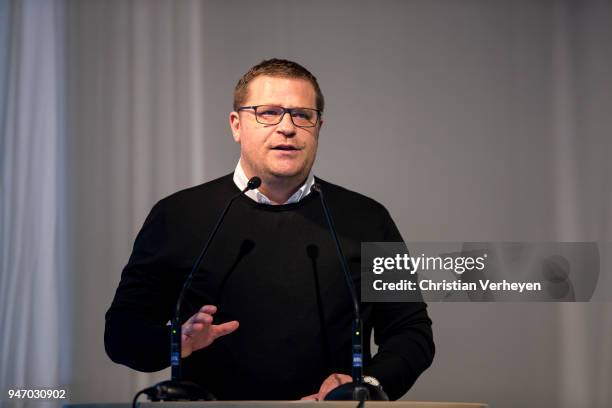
[229,111,241,143]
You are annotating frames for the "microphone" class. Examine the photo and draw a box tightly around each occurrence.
[310,183,389,402]
[134,177,261,406]
[247,176,262,191]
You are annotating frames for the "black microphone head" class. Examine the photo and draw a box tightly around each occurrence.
[247,176,261,190]
[310,183,321,194]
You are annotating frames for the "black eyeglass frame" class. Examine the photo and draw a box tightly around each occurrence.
[236,105,322,128]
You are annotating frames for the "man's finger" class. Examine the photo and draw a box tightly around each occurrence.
[320,377,339,393]
[191,312,214,325]
[200,305,217,314]
[211,320,239,338]
[300,394,319,401]
[184,322,204,336]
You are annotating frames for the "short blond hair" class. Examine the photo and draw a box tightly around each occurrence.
[233,58,324,112]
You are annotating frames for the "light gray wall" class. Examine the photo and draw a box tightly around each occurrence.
[65,1,612,407]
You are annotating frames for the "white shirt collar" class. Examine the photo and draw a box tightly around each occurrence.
[233,160,315,205]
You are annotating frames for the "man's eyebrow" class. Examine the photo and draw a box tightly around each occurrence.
[259,104,317,109]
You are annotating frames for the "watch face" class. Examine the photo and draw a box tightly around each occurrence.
[363,376,380,387]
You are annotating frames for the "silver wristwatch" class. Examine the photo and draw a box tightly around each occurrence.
[363,375,381,388]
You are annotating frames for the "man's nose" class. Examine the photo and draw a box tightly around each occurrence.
[276,112,297,137]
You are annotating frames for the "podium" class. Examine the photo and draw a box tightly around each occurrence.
[67,402,487,408]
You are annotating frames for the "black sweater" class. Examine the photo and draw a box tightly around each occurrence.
[104,174,434,400]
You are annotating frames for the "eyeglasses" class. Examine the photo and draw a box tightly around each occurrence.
[237,105,321,128]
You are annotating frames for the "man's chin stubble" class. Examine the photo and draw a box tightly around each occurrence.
[266,167,309,183]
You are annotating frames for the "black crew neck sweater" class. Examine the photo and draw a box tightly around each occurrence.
[105,174,434,400]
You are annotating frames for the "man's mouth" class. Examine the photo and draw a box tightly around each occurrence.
[271,144,300,151]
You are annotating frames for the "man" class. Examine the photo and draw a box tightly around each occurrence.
[105,59,434,401]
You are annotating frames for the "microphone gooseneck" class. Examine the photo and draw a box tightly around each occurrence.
[133,176,261,406]
[311,182,389,402]
[310,184,359,320]
[171,176,261,380]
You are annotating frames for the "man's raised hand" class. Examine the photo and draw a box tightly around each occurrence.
[181,305,239,358]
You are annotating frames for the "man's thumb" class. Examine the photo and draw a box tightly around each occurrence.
[213,320,239,338]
